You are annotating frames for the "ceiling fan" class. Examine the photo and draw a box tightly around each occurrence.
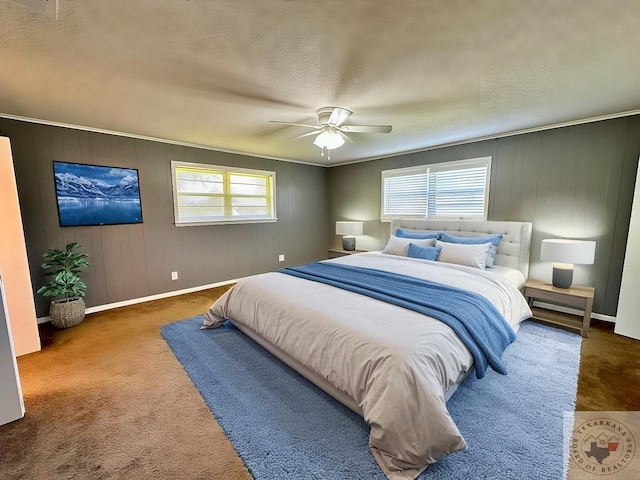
[269,106,392,159]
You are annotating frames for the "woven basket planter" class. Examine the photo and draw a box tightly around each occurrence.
[49,297,86,329]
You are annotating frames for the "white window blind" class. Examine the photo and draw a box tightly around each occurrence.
[382,167,429,217]
[171,161,276,226]
[381,157,491,221]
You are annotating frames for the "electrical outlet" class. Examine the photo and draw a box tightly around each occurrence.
[171,271,178,281]
[278,254,285,262]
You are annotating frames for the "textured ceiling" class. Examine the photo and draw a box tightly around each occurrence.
[1,0,640,166]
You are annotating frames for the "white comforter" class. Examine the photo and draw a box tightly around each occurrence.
[204,253,532,479]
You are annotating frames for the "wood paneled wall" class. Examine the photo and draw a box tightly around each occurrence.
[328,116,640,316]
[3,114,638,318]
[0,118,329,318]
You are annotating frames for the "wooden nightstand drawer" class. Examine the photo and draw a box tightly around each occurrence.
[522,286,588,309]
[328,248,367,259]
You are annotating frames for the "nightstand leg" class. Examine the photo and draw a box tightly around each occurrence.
[582,297,594,337]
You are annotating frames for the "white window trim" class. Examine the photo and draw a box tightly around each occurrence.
[380,156,491,222]
[171,161,277,226]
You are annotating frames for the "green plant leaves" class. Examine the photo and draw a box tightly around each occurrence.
[38,242,89,302]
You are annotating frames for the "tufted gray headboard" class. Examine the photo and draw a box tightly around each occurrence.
[390,218,533,279]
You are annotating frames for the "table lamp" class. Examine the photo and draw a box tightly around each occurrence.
[336,221,363,251]
[540,239,596,288]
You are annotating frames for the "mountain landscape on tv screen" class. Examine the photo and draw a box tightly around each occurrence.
[53,162,143,226]
[55,172,140,199]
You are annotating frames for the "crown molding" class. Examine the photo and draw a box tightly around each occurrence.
[329,108,640,168]
[0,113,326,168]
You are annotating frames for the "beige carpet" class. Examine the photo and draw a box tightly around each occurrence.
[1,287,639,479]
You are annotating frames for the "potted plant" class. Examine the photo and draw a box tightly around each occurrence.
[37,242,90,328]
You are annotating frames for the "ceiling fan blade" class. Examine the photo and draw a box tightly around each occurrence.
[337,130,351,142]
[327,107,353,127]
[292,130,321,140]
[339,124,393,134]
[268,121,320,129]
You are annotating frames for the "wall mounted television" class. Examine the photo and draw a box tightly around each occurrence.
[53,161,143,227]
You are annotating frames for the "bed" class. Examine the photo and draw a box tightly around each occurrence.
[203,219,533,479]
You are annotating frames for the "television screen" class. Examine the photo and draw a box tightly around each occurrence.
[53,161,143,227]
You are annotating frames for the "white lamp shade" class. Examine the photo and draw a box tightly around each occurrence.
[540,239,596,265]
[336,221,363,236]
[313,130,345,150]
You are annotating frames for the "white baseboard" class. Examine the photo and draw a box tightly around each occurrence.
[37,278,239,324]
[533,301,616,323]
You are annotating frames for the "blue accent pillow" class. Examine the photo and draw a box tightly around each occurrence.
[439,232,503,268]
[395,228,440,240]
[407,243,443,261]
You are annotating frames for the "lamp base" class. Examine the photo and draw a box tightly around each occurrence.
[552,265,573,289]
[342,236,355,251]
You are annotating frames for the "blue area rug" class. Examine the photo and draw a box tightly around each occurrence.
[161,318,581,480]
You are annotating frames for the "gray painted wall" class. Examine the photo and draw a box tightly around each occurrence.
[3,114,638,318]
[328,116,640,316]
[0,118,329,318]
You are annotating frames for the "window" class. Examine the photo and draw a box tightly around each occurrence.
[381,156,491,221]
[171,161,276,226]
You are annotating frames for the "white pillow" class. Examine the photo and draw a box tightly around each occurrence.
[435,240,493,269]
[382,236,436,256]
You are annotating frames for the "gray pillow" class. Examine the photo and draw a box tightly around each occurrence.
[382,236,437,256]
[438,232,503,268]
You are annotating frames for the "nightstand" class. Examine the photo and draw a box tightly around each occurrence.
[328,248,367,259]
[523,279,595,337]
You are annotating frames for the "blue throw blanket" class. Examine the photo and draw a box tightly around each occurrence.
[279,262,516,379]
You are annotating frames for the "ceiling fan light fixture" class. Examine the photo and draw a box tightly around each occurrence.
[270,106,391,156]
[313,128,345,150]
